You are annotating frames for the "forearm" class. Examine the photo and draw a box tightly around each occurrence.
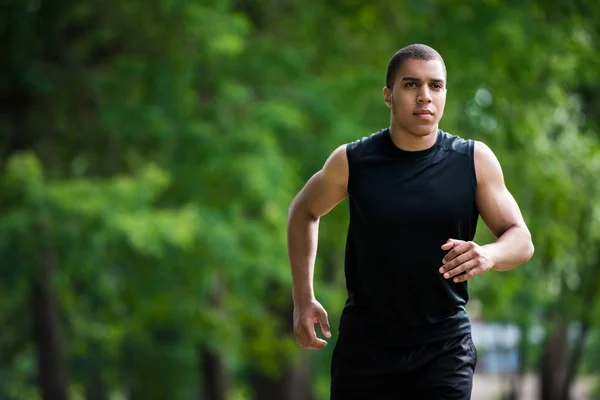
[287,205,320,305]
[484,225,534,271]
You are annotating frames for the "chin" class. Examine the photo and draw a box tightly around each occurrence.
[410,125,437,137]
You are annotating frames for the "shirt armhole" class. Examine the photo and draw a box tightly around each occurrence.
[345,142,354,195]
[468,140,477,190]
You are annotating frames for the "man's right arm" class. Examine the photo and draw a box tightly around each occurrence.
[287,144,349,349]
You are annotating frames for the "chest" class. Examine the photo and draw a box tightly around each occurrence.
[348,155,476,229]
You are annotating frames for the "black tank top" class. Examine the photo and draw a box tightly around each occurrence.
[340,127,479,346]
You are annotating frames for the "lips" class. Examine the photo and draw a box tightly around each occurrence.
[413,110,434,120]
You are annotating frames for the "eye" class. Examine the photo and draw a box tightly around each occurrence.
[431,84,443,89]
[405,82,418,88]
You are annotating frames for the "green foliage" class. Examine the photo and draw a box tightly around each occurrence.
[2,0,600,398]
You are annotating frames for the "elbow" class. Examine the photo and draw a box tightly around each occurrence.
[524,230,535,263]
[527,239,535,261]
[512,223,535,263]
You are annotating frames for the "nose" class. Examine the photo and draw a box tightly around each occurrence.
[417,86,432,103]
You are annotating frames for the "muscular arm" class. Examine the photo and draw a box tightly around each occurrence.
[288,144,349,304]
[287,145,348,349]
[440,141,534,282]
[474,141,534,271]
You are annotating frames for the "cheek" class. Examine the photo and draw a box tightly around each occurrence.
[392,94,412,113]
[434,93,446,111]
[437,91,447,104]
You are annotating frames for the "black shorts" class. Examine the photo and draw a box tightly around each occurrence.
[330,332,477,400]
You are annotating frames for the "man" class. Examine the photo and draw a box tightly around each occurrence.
[287,44,534,399]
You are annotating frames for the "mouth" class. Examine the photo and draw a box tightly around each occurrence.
[413,110,434,119]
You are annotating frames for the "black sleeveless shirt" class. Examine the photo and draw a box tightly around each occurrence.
[339,127,479,346]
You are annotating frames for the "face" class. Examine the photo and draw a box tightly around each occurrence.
[383,59,447,137]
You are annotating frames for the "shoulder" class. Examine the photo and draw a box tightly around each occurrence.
[473,141,504,185]
[346,128,388,161]
[325,144,348,168]
[322,144,349,189]
[438,130,474,157]
[437,132,503,186]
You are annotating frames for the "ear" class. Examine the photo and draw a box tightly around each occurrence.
[383,86,392,108]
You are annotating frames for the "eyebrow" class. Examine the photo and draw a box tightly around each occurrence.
[401,77,446,84]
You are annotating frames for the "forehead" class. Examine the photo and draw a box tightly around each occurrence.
[396,59,446,81]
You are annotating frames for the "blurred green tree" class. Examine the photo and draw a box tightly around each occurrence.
[1,1,599,400]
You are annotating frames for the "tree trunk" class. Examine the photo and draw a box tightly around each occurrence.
[561,257,600,400]
[561,323,589,400]
[3,21,71,399]
[200,274,229,400]
[32,245,69,400]
[201,347,229,400]
[539,323,567,400]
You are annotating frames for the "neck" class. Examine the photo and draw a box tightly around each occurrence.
[389,121,439,151]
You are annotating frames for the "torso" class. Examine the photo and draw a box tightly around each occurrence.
[340,127,479,346]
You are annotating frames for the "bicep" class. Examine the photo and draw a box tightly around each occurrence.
[291,145,349,219]
[475,142,526,238]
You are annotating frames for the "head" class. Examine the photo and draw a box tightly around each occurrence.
[383,44,447,137]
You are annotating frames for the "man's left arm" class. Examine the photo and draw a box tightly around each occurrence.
[439,141,535,283]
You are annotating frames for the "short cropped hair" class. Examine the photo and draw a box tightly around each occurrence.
[386,44,446,88]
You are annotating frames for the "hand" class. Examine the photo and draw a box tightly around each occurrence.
[293,299,331,350]
[439,239,494,283]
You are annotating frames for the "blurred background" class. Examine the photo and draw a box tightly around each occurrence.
[1,1,600,399]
